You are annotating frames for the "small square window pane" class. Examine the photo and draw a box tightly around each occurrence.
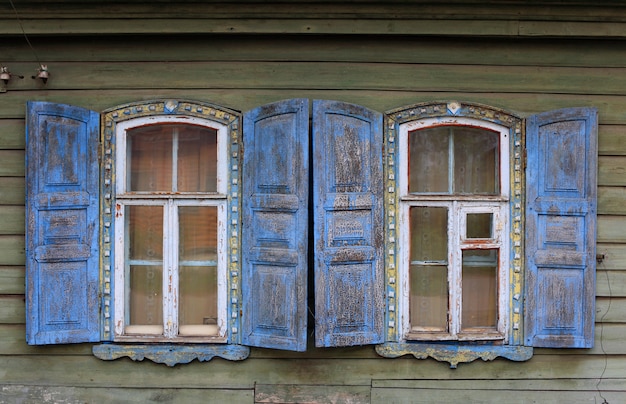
[454,127,499,194]
[466,213,493,239]
[178,126,218,193]
[409,128,449,193]
[461,249,498,329]
[410,207,448,262]
[127,126,172,192]
[410,265,448,331]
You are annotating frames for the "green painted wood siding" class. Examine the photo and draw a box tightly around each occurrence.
[2,2,626,402]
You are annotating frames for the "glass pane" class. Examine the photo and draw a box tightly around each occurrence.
[129,265,163,327]
[178,206,218,335]
[410,265,448,331]
[408,127,449,193]
[467,213,493,239]
[410,207,448,262]
[178,126,218,192]
[127,126,172,192]
[462,249,498,329]
[454,127,499,194]
[128,205,163,261]
[127,205,163,328]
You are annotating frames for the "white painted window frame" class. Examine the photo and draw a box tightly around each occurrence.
[397,117,510,342]
[113,116,228,342]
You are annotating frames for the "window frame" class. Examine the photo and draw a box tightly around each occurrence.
[379,102,529,367]
[112,116,229,342]
[397,117,511,342]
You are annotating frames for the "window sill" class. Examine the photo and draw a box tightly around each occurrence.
[92,343,249,366]
[375,342,533,368]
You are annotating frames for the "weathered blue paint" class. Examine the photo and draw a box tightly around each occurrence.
[313,100,384,347]
[25,102,101,345]
[92,344,250,366]
[375,343,533,369]
[242,99,309,351]
[525,107,597,348]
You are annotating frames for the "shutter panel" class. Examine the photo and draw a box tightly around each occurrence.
[525,107,597,348]
[26,102,101,345]
[242,99,309,351]
[313,100,384,347]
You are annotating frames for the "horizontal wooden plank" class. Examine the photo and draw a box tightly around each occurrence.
[4,62,626,96]
[0,266,24,294]
[597,215,626,243]
[0,150,24,177]
[596,297,626,323]
[599,187,626,215]
[0,206,24,235]
[1,91,625,124]
[4,37,626,68]
[0,385,254,404]
[255,384,369,404]
[0,355,625,387]
[0,120,25,149]
[372,387,622,404]
[599,125,626,155]
[3,2,625,21]
[597,243,626,270]
[0,296,24,324]
[0,235,25,266]
[598,157,626,186]
[0,325,92,355]
[0,177,24,205]
[597,270,626,297]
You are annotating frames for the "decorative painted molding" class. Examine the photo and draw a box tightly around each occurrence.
[375,343,533,369]
[93,344,250,366]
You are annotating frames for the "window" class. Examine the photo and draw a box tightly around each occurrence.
[398,119,510,341]
[113,118,227,342]
[377,102,598,367]
[25,99,597,367]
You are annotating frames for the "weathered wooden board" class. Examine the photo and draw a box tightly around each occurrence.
[1,355,625,387]
[0,296,24,324]
[372,387,623,404]
[4,62,626,96]
[599,187,626,215]
[4,37,626,68]
[599,157,626,186]
[255,384,370,403]
[0,120,25,149]
[596,297,626,323]
[599,125,626,155]
[597,243,626,270]
[0,150,24,177]
[0,178,24,205]
[598,216,626,243]
[0,266,23,294]
[0,236,25,266]
[0,385,254,404]
[1,91,625,123]
[0,206,24,235]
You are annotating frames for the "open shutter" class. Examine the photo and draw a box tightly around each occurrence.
[26,102,101,345]
[525,107,597,348]
[313,100,384,347]
[242,99,309,351]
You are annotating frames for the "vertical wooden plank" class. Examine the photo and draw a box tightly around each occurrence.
[313,99,384,347]
[525,107,597,348]
[242,99,309,351]
[25,102,100,345]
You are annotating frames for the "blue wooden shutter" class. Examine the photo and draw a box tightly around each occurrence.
[525,107,597,348]
[26,102,101,345]
[313,100,384,347]
[242,99,309,351]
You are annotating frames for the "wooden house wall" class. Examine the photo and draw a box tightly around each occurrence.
[1,2,626,402]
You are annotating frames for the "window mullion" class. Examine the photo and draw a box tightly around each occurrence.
[163,199,179,338]
[172,127,179,193]
[449,200,461,338]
